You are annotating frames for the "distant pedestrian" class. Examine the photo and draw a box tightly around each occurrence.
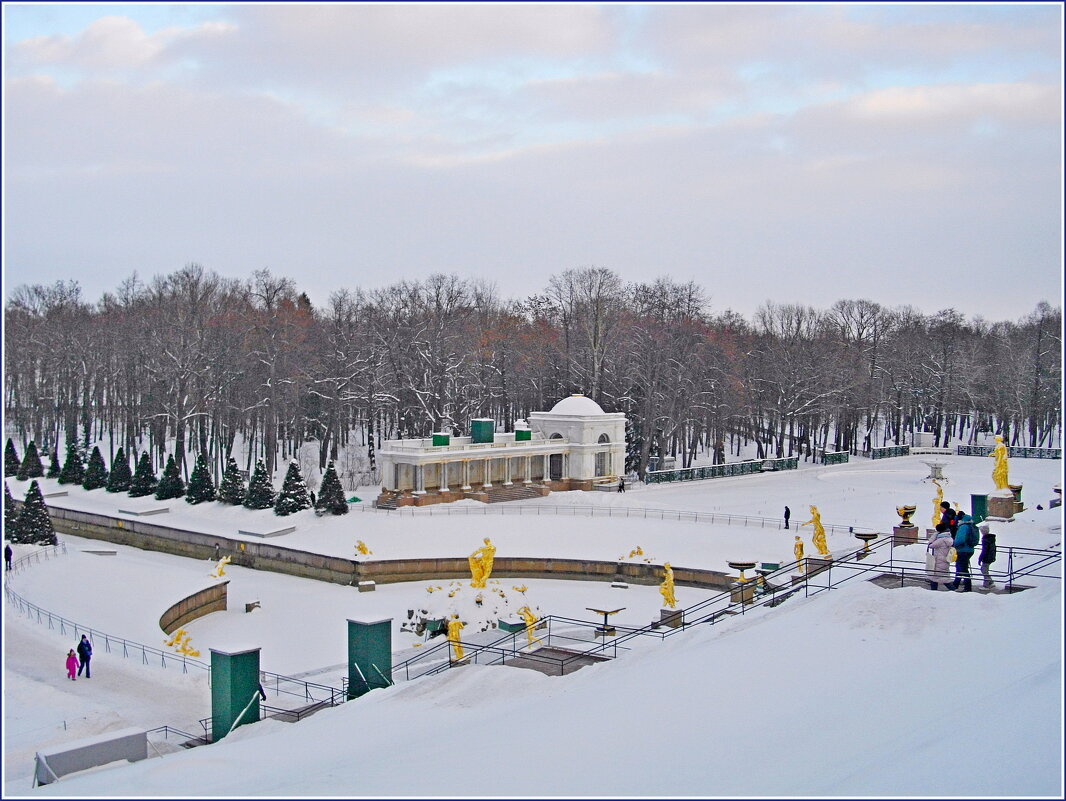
[978,527,997,590]
[77,634,93,678]
[926,528,953,590]
[935,501,956,534]
[214,543,220,561]
[4,543,12,570]
[783,506,791,529]
[310,491,317,506]
[617,478,625,493]
[66,649,78,681]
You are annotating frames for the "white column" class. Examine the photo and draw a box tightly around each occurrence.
[440,462,450,493]
[504,457,513,486]
[413,464,426,495]
[461,460,472,491]
[523,455,532,485]
[482,459,492,488]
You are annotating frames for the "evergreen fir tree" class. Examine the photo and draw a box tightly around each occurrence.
[217,456,246,505]
[17,441,45,481]
[46,449,61,479]
[5,439,21,478]
[155,455,186,500]
[106,447,132,493]
[58,441,85,485]
[82,446,109,490]
[185,453,216,504]
[274,461,311,516]
[243,460,276,510]
[5,481,23,543]
[315,460,349,515]
[128,452,159,497]
[17,481,57,546]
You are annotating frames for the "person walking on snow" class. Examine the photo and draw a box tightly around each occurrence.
[949,512,977,592]
[783,506,791,529]
[66,649,78,681]
[926,528,954,590]
[5,543,12,570]
[617,477,625,493]
[77,634,93,678]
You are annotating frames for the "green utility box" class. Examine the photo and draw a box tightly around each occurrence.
[348,618,392,699]
[514,429,531,442]
[970,494,988,525]
[470,419,495,444]
[210,647,261,742]
[432,432,451,446]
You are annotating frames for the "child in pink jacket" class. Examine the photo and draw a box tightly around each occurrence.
[66,649,78,680]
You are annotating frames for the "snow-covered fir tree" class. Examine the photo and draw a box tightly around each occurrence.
[217,456,246,505]
[17,481,57,546]
[316,461,349,515]
[128,452,158,497]
[82,446,109,490]
[243,461,276,510]
[106,447,132,493]
[185,453,216,504]
[17,441,45,481]
[275,461,311,516]
[5,439,21,477]
[155,455,186,500]
[4,481,22,543]
[46,449,61,479]
[58,441,85,485]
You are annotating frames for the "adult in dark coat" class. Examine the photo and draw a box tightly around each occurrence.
[978,528,997,589]
[949,513,977,592]
[935,501,956,533]
[783,506,791,529]
[76,634,93,678]
[4,543,12,571]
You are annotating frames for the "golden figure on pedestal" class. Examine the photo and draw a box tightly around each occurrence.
[468,538,496,588]
[354,540,372,556]
[794,536,805,574]
[659,562,677,609]
[801,505,830,557]
[211,555,232,578]
[446,616,465,661]
[990,435,1010,490]
[931,480,944,528]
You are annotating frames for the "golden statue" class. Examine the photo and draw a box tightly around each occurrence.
[800,505,830,557]
[176,635,200,658]
[354,540,372,556]
[659,562,677,609]
[990,434,1010,490]
[512,585,528,594]
[896,505,917,527]
[794,536,805,574]
[446,616,465,661]
[931,479,944,528]
[516,605,542,649]
[468,538,496,588]
[164,628,187,649]
[211,555,232,578]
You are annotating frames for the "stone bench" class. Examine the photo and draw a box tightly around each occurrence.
[237,526,296,539]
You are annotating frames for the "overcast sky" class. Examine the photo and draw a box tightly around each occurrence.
[2,3,1062,321]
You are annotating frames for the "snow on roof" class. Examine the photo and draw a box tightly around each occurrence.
[547,394,605,416]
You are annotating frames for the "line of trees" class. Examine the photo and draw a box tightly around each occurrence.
[3,264,1061,482]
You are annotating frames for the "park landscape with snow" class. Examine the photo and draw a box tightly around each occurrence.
[2,446,1063,797]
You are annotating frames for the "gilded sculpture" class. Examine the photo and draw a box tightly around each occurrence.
[800,505,830,557]
[659,562,678,609]
[990,435,1010,490]
[468,538,496,588]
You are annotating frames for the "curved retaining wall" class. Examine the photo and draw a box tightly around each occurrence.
[44,506,734,592]
[159,581,230,635]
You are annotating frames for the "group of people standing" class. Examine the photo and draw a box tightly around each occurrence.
[927,502,996,592]
[64,634,93,681]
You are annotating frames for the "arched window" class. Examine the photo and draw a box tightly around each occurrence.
[597,433,610,443]
[550,432,563,440]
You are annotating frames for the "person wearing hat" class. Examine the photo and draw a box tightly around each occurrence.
[926,527,954,590]
[948,512,978,592]
[978,525,997,589]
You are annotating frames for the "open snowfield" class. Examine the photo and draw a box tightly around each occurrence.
[3,453,1063,797]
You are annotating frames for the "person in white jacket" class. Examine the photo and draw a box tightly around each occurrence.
[927,529,954,590]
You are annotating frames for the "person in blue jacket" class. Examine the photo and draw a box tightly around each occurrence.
[948,512,978,592]
[76,634,93,678]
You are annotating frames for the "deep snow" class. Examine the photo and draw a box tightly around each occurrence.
[3,453,1063,797]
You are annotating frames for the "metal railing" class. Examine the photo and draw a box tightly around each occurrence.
[355,502,872,537]
[869,445,910,459]
[957,445,1061,459]
[645,460,764,483]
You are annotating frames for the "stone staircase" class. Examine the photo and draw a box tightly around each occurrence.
[374,490,404,510]
[484,484,548,504]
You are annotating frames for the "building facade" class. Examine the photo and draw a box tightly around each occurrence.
[375,395,626,508]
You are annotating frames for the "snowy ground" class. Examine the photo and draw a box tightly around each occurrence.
[3,454,1063,797]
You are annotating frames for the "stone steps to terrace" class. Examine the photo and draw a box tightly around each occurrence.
[484,484,548,503]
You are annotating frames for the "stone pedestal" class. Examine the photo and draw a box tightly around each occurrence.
[986,494,1016,521]
[659,608,683,628]
[806,556,833,577]
[729,582,755,604]
[892,526,919,547]
[1009,484,1024,514]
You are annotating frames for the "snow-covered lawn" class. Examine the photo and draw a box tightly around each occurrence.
[3,454,1062,796]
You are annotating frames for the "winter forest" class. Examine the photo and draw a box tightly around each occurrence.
[2,264,1061,488]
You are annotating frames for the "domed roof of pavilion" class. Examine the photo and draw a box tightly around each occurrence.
[547,394,606,416]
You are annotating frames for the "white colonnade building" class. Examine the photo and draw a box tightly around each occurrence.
[375,395,626,507]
